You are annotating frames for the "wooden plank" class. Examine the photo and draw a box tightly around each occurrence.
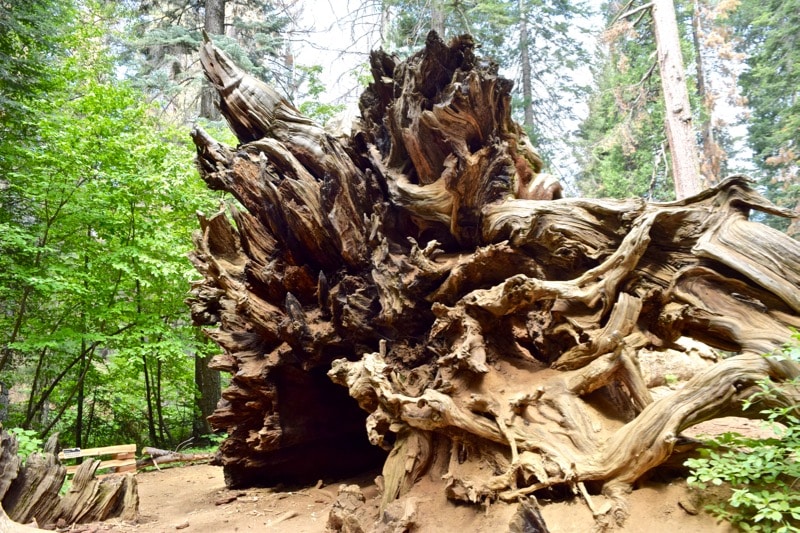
[95,458,137,470]
[60,444,138,478]
[65,458,137,475]
[114,452,135,461]
[58,444,136,460]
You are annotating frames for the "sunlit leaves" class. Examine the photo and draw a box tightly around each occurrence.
[0,0,218,449]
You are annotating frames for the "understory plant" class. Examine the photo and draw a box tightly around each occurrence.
[686,335,800,533]
[8,427,44,461]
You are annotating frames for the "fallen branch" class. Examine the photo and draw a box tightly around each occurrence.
[136,447,215,469]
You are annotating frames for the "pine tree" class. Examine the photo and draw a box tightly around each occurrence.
[123,0,293,123]
[730,0,799,234]
[575,1,674,200]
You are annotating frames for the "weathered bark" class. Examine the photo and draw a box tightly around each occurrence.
[0,430,138,527]
[691,0,723,186]
[200,0,226,120]
[652,0,703,198]
[0,427,21,501]
[193,340,221,439]
[189,31,800,529]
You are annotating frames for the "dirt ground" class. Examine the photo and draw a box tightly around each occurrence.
[87,461,736,533]
[89,444,742,533]
[70,418,773,533]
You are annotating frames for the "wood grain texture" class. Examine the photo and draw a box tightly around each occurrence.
[190,31,800,528]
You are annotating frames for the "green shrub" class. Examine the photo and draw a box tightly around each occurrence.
[685,337,800,532]
[8,427,44,462]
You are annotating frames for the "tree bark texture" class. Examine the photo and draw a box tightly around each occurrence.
[189,31,800,528]
[652,0,703,199]
[0,430,138,527]
[193,347,221,439]
[200,0,226,120]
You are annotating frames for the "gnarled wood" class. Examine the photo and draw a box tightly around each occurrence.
[0,430,138,527]
[190,31,800,530]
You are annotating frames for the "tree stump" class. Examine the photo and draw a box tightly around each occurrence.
[0,429,138,527]
[189,31,800,528]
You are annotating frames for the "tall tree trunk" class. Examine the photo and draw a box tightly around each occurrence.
[200,0,226,120]
[24,348,84,429]
[0,286,30,374]
[142,353,158,447]
[379,0,390,47]
[691,0,722,185]
[75,232,91,448]
[430,1,445,36]
[24,346,48,428]
[193,335,221,439]
[0,381,8,423]
[518,0,535,132]
[652,0,703,198]
[41,345,94,437]
[75,340,86,448]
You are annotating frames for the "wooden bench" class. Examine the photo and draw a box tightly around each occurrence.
[58,444,137,477]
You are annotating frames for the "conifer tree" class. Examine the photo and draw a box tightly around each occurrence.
[730,0,799,234]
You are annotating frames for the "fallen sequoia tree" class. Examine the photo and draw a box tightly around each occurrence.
[188,31,800,530]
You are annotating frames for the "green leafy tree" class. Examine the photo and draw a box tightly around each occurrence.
[297,65,347,124]
[0,1,219,449]
[686,335,800,532]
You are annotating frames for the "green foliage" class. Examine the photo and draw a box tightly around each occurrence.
[0,0,75,119]
[730,0,799,231]
[0,0,220,451]
[297,65,346,125]
[124,0,292,121]
[574,2,676,200]
[8,428,44,462]
[686,336,800,532]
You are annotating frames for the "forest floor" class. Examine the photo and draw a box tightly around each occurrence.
[77,418,772,533]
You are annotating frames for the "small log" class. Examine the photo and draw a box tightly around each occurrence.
[136,447,214,468]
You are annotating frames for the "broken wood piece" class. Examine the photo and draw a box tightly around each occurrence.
[1,429,138,527]
[137,447,214,469]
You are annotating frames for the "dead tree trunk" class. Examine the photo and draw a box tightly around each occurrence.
[0,430,138,528]
[189,31,800,529]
